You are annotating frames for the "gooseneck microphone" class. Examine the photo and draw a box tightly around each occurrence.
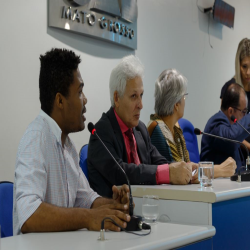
[230,115,250,178]
[88,122,148,232]
[194,128,250,182]
[194,128,249,157]
[88,122,134,217]
[230,115,250,137]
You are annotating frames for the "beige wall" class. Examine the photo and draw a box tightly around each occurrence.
[0,0,248,181]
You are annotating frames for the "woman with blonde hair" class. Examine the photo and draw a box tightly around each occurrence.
[220,38,250,150]
[148,69,236,178]
[220,38,250,104]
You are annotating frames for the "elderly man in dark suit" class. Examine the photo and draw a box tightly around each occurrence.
[88,55,198,198]
[201,83,250,170]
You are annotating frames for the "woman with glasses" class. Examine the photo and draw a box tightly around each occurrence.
[220,38,250,150]
[148,69,236,178]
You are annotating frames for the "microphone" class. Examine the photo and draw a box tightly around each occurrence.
[230,115,250,174]
[230,115,250,137]
[194,128,250,182]
[194,128,249,156]
[88,122,147,231]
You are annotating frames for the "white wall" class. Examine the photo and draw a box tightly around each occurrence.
[1,0,249,182]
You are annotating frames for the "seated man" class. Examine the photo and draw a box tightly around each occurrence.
[200,83,250,169]
[88,55,198,198]
[14,48,131,235]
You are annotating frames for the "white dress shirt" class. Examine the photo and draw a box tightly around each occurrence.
[13,110,100,235]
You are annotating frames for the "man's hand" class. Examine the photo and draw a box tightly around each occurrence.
[112,184,135,212]
[214,157,236,178]
[88,204,131,231]
[112,184,130,205]
[243,140,250,151]
[169,161,192,184]
[187,162,199,184]
[21,201,130,234]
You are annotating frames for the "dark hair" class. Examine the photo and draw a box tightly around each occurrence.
[221,83,245,111]
[39,48,81,115]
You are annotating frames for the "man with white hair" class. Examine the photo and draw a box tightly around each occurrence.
[88,55,197,198]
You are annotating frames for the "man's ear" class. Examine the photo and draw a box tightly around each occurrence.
[226,107,235,121]
[55,93,64,110]
[227,107,233,116]
[114,91,119,108]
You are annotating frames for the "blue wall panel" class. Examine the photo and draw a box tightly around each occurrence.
[212,196,250,250]
[177,238,212,250]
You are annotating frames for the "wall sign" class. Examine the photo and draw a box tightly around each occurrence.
[48,0,138,50]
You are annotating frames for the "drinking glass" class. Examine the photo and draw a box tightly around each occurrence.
[198,162,214,187]
[142,195,159,223]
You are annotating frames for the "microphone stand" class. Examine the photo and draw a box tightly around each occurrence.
[194,128,250,182]
[230,115,250,171]
[88,123,143,231]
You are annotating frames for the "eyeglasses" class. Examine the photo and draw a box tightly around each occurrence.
[232,106,249,115]
[183,93,188,100]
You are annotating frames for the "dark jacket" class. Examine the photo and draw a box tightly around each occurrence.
[200,110,250,170]
[88,107,169,197]
[220,78,250,144]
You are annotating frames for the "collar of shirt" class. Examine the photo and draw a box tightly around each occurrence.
[114,108,130,133]
[219,110,231,125]
[114,108,141,165]
[39,110,70,147]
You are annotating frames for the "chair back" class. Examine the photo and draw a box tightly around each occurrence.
[178,118,200,163]
[0,181,13,238]
[79,144,89,180]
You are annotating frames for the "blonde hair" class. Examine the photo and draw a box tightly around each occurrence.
[235,38,250,86]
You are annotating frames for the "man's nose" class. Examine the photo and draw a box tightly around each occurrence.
[138,98,143,109]
[83,95,87,105]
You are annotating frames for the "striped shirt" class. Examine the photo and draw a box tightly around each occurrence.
[13,110,100,235]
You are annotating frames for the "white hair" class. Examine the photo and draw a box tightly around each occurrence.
[154,69,187,117]
[109,55,144,107]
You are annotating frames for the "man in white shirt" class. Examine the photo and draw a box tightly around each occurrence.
[13,48,131,235]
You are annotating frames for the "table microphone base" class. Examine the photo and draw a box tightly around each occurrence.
[125,215,142,231]
[230,171,250,181]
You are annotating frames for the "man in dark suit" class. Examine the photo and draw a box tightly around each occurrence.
[88,55,198,198]
[200,83,250,170]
